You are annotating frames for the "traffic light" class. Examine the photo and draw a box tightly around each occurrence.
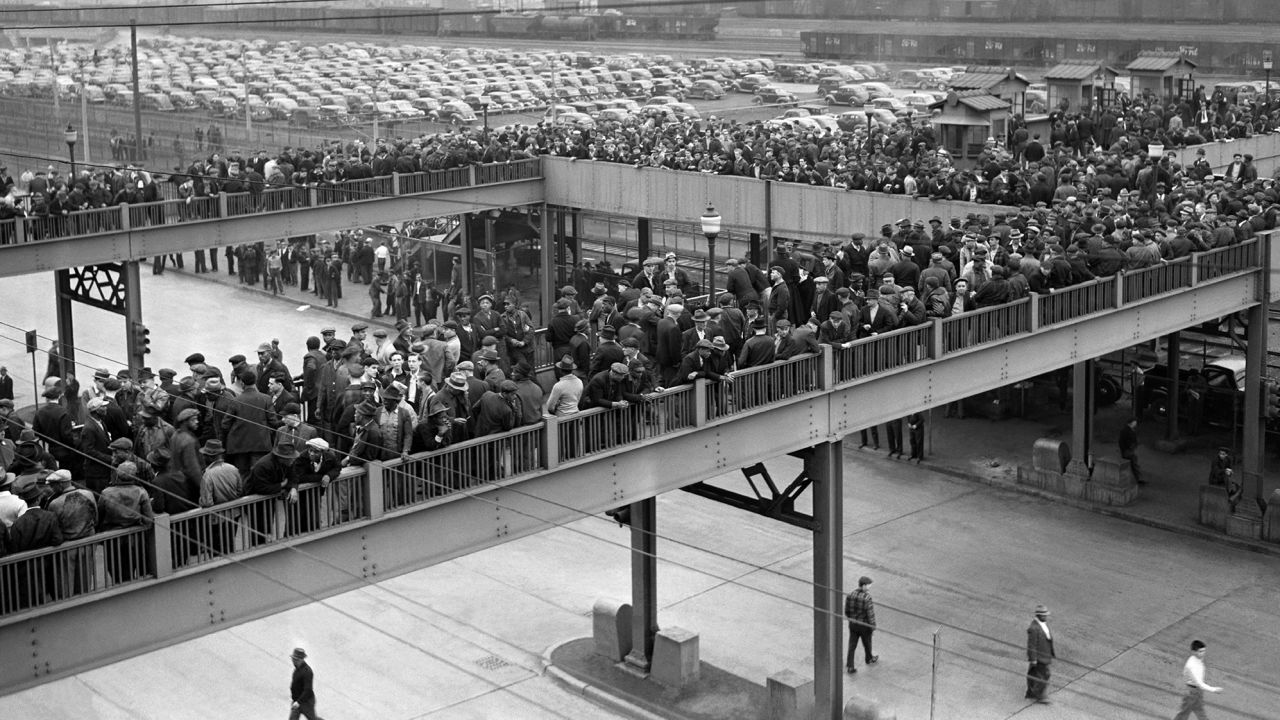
[604,505,631,527]
[131,321,151,355]
[1266,378,1280,419]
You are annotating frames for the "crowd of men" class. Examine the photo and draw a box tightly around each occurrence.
[3,80,1280,600]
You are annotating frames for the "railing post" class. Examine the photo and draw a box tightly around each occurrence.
[544,416,560,470]
[391,172,400,196]
[1028,292,1040,332]
[14,219,25,244]
[151,515,173,578]
[818,344,834,390]
[1190,251,1201,285]
[120,203,131,231]
[468,164,477,186]
[272,498,287,540]
[309,187,319,207]
[216,193,228,218]
[1115,270,1125,308]
[931,317,944,359]
[694,379,709,427]
[366,462,385,520]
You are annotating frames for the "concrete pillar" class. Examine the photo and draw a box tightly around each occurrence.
[539,203,554,327]
[458,213,472,297]
[768,669,814,720]
[650,627,699,687]
[637,217,651,262]
[1165,331,1180,441]
[1067,360,1094,477]
[592,599,632,662]
[623,497,658,673]
[1238,299,1268,530]
[808,441,844,720]
[749,232,763,269]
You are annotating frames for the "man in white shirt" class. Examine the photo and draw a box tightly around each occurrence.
[1173,640,1222,720]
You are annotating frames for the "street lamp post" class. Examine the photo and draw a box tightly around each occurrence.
[63,124,78,181]
[1264,52,1273,120]
[863,101,875,130]
[700,204,721,304]
[478,95,492,140]
[1094,71,1104,120]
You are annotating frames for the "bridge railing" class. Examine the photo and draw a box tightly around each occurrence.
[0,236,1265,618]
[0,158,543,246]
[1123,256,1194,303]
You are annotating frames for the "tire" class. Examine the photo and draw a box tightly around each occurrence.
[824,95,835,105]
[1095,375,1122,407]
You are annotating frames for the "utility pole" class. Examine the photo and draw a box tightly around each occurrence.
[131,21,144,164]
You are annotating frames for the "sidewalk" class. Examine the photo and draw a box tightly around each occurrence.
[911,389,1280,555]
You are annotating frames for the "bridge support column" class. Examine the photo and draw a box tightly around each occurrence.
[54,269,76,375]
[637,217,651,262]
[1067,360,1095,477]
[808,440,843,720]
[458,213,472,295]
[1237,299,1268,535]
[623,496,658,674]
[123,261,144,373]
[1166,331,1181,442]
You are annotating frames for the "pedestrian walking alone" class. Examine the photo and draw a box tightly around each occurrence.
[1025,604,1054,704]
[289,647,324,720]
[1172,640,1222,720]
[844,575,879,673]
[1120,417,1141,484]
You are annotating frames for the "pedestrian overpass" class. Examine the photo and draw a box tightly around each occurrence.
[3,229,1274,718]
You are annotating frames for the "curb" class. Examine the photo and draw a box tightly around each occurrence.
[540,639,674,720]
[161,265,400,332]
[851,447,1280,558]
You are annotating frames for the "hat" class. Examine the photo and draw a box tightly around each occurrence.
[1034,604,1050,616]
[813,276,829,284]
[372,329,388,338]
[695,338,714,350]
[18,481,45,501]
[553,298,572,311]
[692,309,709,322]
[93,368,112,380]
[158,368,177,379]
[228,354,246,366]
[609,362,629,375]
[381,384,403,400]
[643,256,663,267]
[499,379,518,393]
[555,355,577,371]
[199,439,226,456]
[0,399,12,409]
[769,265,785,275]
[325,338,348,350]
[115,460,139,479]
[17,428,37,444]
[775,319,792,330]
[456,360,475,372]
[305,438,330,452]
[0,472,13,489]
[859,576,873,586]
[479,348,500,361]
[561,285,577,296]
[750,317,766,330]
[446,372,469,391]
[394,319,410,331]
[477,294,494,304]
[41,386,62,400]
[273,443,300,460]
[147,448,172,466]
[599,326,617,339]
[621,337,640,349]
[87,397,109,412]
[178,377,197,392]
[320,326,337,334]
[573,319,590,333]
[352,322,369,332]
[185,353,206,365]
[102,378,122,392]
[901,246,914,256]
[291,648,307,660]
[256,342,273,354]
[108,438,134,451]
[47,469,73,485]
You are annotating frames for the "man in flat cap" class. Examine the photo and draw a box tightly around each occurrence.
[845,575,879,673]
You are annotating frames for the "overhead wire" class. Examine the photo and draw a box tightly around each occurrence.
[2,339,1274,716]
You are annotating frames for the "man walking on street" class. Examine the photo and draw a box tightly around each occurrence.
[844,575,879,673]
[1026,604,1055,704]
[1173,640,1222,720]
[289,647,323,720]
[1120,418,1142,484]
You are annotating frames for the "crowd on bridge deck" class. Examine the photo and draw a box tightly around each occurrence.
[2,80,1279,243]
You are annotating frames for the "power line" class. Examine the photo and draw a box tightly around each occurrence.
[3,349,1274,716]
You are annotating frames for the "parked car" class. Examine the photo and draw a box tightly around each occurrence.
[753,85,798,106]
[825,84,870,106]
[734,73,771,93]
[436,99,477,124]
[1138,355,1256,430]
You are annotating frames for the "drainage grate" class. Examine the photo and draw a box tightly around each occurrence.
[475,655,511,672]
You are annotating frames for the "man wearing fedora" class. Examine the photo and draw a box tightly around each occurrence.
[1026,604,1055,704]
[288,647,323,720]
[198,439,241,555]
[242,443,301,546]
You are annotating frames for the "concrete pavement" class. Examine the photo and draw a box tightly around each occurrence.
[4,445,1278,719]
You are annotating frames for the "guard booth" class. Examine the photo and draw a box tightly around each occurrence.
[947,66,1032,116]
[929,91,1011,168]
[1043,61,1121,114]
[1126,51,1198,104]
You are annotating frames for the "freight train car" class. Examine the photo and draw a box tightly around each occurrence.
[745,0,1278,23]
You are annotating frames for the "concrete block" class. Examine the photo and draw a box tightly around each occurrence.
[767,669,814,720]
[1199,485,1231,532]
[1032,438,1070,473]
[591,599,632,662]
[1226,513,1262,540]
[650,626,699,688]
[1091,457,1135,488]
[1263,490,1280,543]
[844,694,897,720]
